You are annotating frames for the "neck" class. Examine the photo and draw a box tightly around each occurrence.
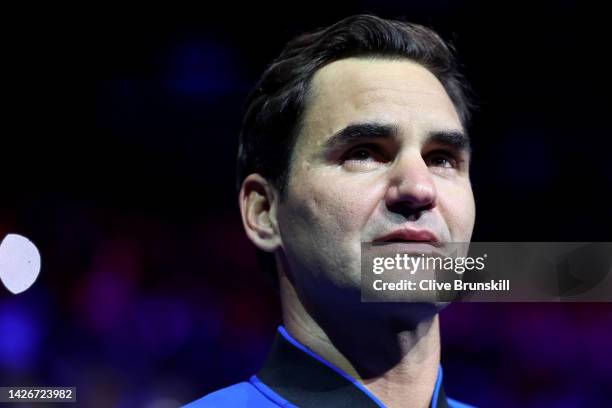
[279,274,441,408]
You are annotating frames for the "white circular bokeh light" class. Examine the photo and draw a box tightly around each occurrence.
[0,233,41,294]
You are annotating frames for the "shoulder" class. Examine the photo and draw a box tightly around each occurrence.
[181,381,279,407]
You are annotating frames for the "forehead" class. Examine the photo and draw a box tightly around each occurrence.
[299,58,462,146]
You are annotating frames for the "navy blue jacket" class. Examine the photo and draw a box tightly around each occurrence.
[184,326,475,407]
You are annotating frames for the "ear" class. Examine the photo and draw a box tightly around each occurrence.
[239,174,282,252]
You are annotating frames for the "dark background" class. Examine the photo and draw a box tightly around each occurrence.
[1,2,611,407]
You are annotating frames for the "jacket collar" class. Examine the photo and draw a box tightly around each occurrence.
[255,326,449,408]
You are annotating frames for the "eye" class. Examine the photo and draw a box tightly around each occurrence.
[340,145,388,170]
[345,147,375,161]
[425,151,458,169]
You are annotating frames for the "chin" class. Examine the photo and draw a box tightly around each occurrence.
[385,301,446,327]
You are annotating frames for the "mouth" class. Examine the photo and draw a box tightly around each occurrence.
[373,228,442,247]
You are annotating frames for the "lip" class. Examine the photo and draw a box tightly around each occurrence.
[373,228,441,246]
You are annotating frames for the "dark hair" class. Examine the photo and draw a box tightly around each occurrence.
[237,14,475,286]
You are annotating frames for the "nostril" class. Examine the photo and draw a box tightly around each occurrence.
[387,201,434,220]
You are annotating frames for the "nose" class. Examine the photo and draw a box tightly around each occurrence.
[384,150,437,218]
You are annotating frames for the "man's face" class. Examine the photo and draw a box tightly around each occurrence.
[275,58,475,301]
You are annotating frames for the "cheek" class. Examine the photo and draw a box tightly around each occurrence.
[291,172,366,234]
[279,168,376,285]
[437,181,476,241]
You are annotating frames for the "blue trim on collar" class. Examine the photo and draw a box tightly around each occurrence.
[432,365,444,408]
[249,374,297,407]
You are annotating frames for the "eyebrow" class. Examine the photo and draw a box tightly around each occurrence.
[321,122,471,155]
[426,129,472,154]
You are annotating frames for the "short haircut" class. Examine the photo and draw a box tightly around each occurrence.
[237,14,475,286]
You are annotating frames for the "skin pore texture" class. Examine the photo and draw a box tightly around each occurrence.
[240,58,476,408]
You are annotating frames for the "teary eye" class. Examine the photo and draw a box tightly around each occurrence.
[346,147,374,161]
[425,151,457,168]
[339,145,389,171]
